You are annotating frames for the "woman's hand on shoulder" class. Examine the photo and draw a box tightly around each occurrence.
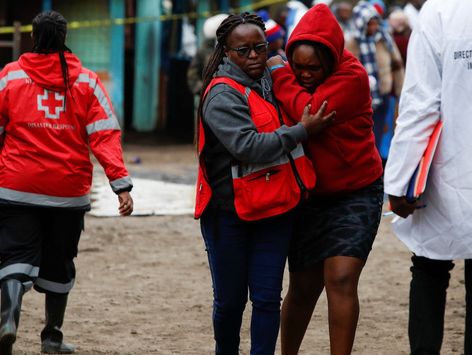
[301,101,336,135]
[267,55,285,69]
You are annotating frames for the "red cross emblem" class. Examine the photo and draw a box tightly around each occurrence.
[37,89,64,119]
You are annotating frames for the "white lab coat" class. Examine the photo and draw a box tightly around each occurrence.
[384,0,472,260]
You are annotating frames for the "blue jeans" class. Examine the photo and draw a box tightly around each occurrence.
[201,209,293,355]
[373,95,389,154]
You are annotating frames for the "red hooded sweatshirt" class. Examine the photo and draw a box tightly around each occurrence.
[0,52,131,208]
[271,4,383,194]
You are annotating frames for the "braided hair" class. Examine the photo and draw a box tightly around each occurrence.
[31,11,72,109]
[198,13,265,119]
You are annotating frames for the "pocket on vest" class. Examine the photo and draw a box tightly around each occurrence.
[232,166,299,221]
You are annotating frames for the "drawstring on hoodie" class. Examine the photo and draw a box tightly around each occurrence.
[260,77,271,100]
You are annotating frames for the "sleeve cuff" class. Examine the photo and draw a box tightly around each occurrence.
[269,64,285,72]
[114,186,133,194]
[292,122,308,142]
[110,176,133,194]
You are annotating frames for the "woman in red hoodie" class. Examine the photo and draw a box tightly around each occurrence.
[0,11,133,355]
[267,4,383,354]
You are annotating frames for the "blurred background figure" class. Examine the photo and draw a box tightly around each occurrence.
[369,0,386,19]
[285,1,309,39]
[179,16,197,59]
[187,13,228,132]
[332,2,355,41]
[187,14,228,97]
[257,9,286,59]
[312,0,333,6]
[271,4,289,44]
[346,0,404,164]
[403,0,425,31]
[388,9,411,65]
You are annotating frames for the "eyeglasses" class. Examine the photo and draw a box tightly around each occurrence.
[226,42,268,58]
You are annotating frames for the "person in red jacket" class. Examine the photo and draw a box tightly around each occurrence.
[0,11,133,355]
[195,12,335,355]
[267,4,383,354]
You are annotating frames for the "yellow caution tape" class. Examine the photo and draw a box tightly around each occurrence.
[0,0,287,35]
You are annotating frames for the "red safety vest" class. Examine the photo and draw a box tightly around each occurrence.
[194,77,316,221]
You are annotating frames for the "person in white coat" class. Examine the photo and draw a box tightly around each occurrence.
[384,0,472,354]
[403,0,424,31]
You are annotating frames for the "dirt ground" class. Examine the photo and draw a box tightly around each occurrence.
[13,143,467,354]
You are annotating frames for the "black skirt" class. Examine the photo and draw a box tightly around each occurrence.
[288,178,384,272]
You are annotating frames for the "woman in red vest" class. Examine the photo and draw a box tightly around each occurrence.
[195,12,334,354]
[0,11,133,355]
[267,4,384,354]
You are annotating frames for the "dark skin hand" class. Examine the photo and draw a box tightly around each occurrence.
[118,191,133,216]
[301,102,336,135]
[388,195,418,218]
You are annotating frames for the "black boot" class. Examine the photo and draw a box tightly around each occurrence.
[40,293,75,354]
[0,279,24,355]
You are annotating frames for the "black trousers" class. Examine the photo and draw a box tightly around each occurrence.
[0,205,84,294]
[409,255,472,355]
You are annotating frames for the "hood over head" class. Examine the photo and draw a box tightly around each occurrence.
[352,1,380,38]
[286,4,344,70]
[18,52,82,92]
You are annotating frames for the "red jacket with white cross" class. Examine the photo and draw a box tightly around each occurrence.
[0,52,132,208]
